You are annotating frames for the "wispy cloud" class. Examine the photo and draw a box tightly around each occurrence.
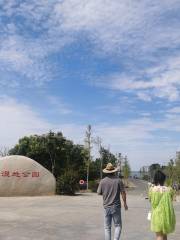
[168,107,180,114]
[0,1,71,86]
[0,96,53,146]
[95,55,180,101]
[1,0,180,95]
[47,96,72,115]
[1,1,180,169]
[136,92,152,102]
[0,36,54,87]
[54,0,180,52]
[1,95,180,169]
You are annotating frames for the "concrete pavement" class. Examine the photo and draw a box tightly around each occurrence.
[0,190,179,240]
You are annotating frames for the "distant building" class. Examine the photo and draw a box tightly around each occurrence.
[176,151,180,161]
[140,166,150,180]
[131,171,141,178]
[140,166,149,173]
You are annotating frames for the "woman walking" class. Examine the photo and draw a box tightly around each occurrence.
[149,170,176,240]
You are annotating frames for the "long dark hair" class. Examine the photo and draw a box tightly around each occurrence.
[153,170,166,186]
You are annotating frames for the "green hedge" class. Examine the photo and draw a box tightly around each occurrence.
[88,180,99,192]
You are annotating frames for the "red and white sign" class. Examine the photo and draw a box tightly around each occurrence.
[79,179,85,185]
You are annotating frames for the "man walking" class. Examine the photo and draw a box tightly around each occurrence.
[97,163,128,240]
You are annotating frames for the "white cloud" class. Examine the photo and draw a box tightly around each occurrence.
[168,107,180,114]
[0,95,180,169]
[0,96,53,146]
[0,95,84,147]
[99,117,180,167]
[95,55,180,101]
[0,1,71,86]
[53,0,180,54]
[91,117,180,169]
[1,0,180,94]
[1,1,180,169]
[137,92,152,102]
[54,123,85,144]
[53,115,180,169]
[53,1,180,102]
[47,96,72,115]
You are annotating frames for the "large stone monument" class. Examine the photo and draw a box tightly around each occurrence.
[0,155,56,196]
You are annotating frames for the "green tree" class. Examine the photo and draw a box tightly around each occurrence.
[164,159,175,186]
[0,146,9,157]
[122,158,131,179]
[9,131,87,180]
[175,157,180,184]
[89,158,101,180]
[87,148,118,181]
[100,147,117,168]
[149,163,161,181]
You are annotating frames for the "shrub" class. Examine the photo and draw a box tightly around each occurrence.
[88,180,99,192]
[142,175,149,181]
[166,178,173,187]
[56,169,79,195]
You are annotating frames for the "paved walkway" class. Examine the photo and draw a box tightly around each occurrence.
[0,191,179,239]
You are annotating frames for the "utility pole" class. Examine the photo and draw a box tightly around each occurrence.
[85,125,92,190]
[117,153,122,176]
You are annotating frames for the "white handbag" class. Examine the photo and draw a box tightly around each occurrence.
[147,211,151,221]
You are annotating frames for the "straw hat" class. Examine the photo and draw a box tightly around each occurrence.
[103,163,118,173]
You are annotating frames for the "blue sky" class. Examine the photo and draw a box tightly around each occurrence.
[1,0,180,170]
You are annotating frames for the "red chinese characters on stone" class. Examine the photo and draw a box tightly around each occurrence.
[22,172,31,177]
[12,171,21,177]
[1,171,10,177]
[32,172,40,177]
[0,171,40,178]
